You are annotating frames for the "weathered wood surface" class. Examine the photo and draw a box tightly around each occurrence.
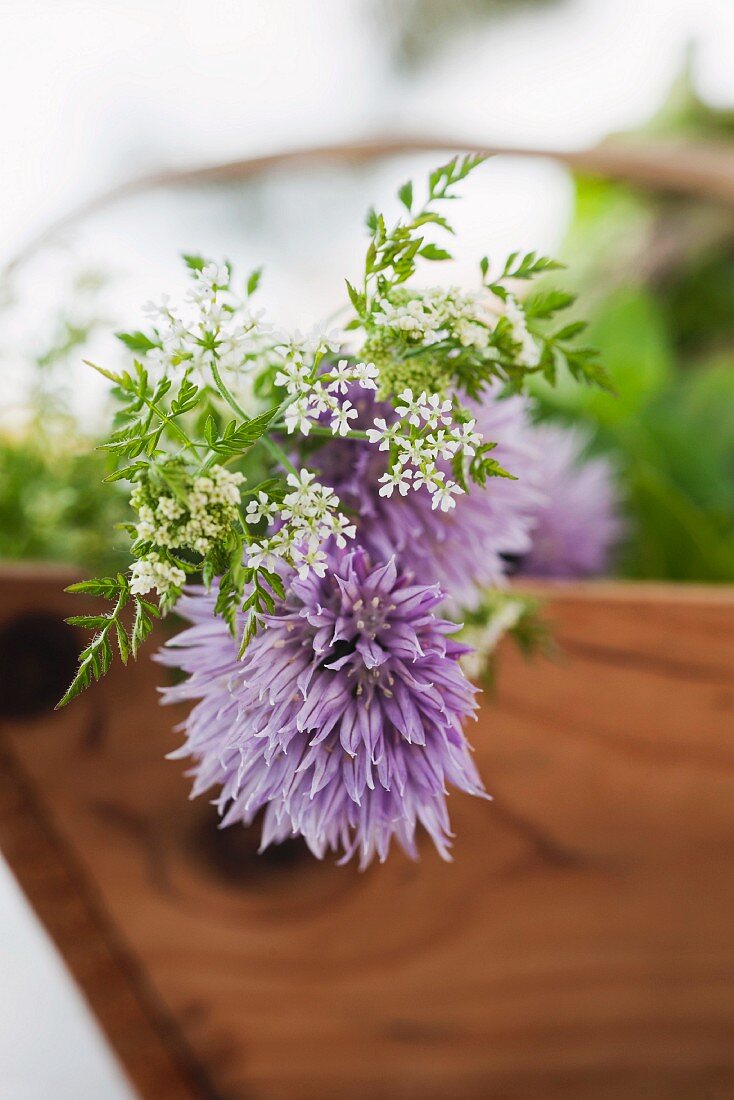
[0,568,733,1099]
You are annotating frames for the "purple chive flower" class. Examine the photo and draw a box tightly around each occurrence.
[520,422,623,578]
[158,546,483,869]
[309,384,542,611]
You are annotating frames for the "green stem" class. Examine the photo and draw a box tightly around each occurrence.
[210,359,250,420]
[262,435,298,476]
[281,424,370,442]
[236,511,253,545]
[137,394,199,457]
[403,340,453,360]
[209,358,298,476]
[198,448,221,473]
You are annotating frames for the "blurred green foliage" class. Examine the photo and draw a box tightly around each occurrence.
[0,432,128,571]
[533,63,734,581]
[534,278,734,580]
[0,283,130,572]
[372,0,553,69]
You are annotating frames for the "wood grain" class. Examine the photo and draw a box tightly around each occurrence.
[0,570,733,1099]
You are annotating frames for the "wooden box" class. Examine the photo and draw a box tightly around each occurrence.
[0,566,732,1099]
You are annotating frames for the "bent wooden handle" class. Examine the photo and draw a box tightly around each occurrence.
[7,135,734,276]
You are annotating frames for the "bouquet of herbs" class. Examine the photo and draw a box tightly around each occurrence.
[59,156,620,866]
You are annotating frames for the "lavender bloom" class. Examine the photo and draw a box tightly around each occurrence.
[520,423,623,578]
[158,547,484,869]
[310,384,542,610]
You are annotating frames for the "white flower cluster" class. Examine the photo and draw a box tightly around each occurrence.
[461,598,526,682]
[141,261,358,432]
[130,465,245,596]
[278,357,380,437]
[373,286,490,349]
[130,555,187,598]
[246,469,355,579]
[142,262,272,382]
[504,294,541,368]
[365,389,482,512]
[372,286,539,364]
[274,323,342,361]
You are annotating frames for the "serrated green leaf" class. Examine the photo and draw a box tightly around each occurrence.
[553,321,587,341]
[238,610,260,658]
[116,331,159,353]
[524,290,576,320]
[246,267,263,296]
[115,619,130,664]
[56,661,93,709]
[131,599,153,658]
[419,244,452,262]
[66,577,125,597]
[257,586,275,614]
[345,280,365,316]
[182,253,206,272]
[171,376,199,415]
[85,359,123,385]
[104,462,147,484]
[204,414,217,447]
[66,615,109,629]
[138,599,160,619]
[261,569,285,600]
[397,180,413,212]
[207,408,277,455]
[152,377,172,403]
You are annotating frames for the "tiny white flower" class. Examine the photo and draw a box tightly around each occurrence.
[396,435,430,465]
[274,359,311,395]
[365,417,399,451]
[141,294,171,320]
[135,518,156,541]
[457,419,482,456]
[395,388,423,427]
[245,491,276,525]
[352,361,379,390]
[295,542,328,579]
[201,261,229,289]
[130,559,156,596]
[330,400,358,436]
[306,386,334,416]
[411,466,444,494]
[378,466,413,498]
[284,397,313,436]
[430,479,465,512]
[326,359,354,395]
[419,393,453,426]
[427,430,460,460]
[157,496,183,521]
[246,542,271,570]
[301,324,342,356]
[159,562,186,588]
[330,514,357,548]
[286,469,316,493]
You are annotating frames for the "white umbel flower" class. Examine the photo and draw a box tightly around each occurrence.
[505,295,540,368]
